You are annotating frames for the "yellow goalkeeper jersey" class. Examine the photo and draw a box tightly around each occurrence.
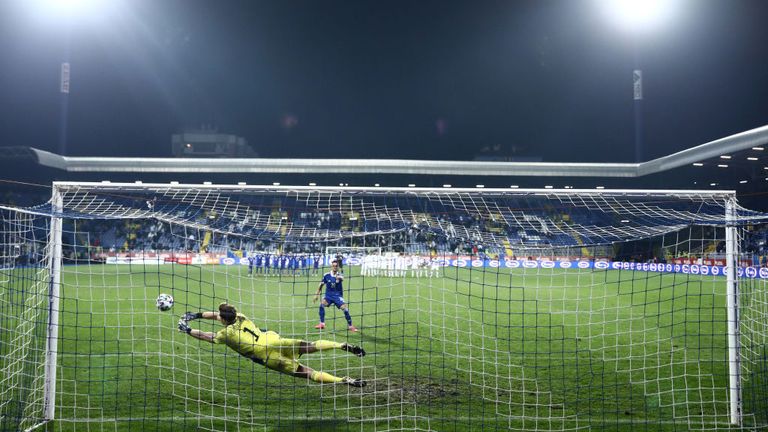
[213,313,266,361]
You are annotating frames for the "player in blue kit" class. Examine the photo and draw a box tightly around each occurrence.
[254,254,263,274]
[279,254,287,276]
[263,253,271,275]
[247,255,255,275]
[288,255,298,276]
[313,259,358,332]
[312,255,321,276]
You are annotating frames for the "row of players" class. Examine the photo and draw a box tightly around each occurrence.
[243,253,443,278]
[245,253,324,276]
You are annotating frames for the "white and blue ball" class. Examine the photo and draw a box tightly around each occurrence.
[156,293,174,311]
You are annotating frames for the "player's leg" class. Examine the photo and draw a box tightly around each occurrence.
[295,364,366,387]
[293,339,365,357]
[315,298,327,329]
[265,334,360,358]
[339,302,357,332]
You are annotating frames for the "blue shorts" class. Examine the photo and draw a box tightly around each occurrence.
[323,294,346,308]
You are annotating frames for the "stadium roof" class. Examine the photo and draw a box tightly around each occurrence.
[21,124,768,178]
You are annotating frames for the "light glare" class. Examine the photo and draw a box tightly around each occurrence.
[31,0,114,21]
[598,0,679,34]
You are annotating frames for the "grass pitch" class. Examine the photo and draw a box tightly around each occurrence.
[3,263,747,431]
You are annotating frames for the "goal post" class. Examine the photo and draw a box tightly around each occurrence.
[2,182,768,431]
[42,184,63,426]
[0,204,58,432]
[725,197,742,426]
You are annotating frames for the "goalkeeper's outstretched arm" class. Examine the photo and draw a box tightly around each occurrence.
[178,311,220,343]
[182,311,220,321]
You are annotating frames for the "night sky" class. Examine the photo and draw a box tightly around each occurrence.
[1,0,767,163]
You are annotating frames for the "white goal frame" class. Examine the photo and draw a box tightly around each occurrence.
[35,181,744,428]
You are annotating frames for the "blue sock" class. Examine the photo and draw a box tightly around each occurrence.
[343,309,352,325]
[319,306,325,323]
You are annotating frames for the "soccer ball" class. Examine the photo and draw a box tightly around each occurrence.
[156,293,174,311]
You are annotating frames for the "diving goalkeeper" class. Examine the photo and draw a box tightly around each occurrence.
[178,303,366,387]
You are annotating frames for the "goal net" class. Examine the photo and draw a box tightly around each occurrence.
[2,182,768,431]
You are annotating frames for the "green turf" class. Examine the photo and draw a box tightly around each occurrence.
[1,264,756,431]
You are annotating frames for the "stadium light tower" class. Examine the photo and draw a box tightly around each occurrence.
[596,0,680,163]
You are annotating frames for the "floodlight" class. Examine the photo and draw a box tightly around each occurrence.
[30,0,113,21]
[597,0,679,34]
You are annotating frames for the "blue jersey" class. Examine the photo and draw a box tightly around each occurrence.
[247,257,255,268]
[255,255,262,266]
[321,272,344,297]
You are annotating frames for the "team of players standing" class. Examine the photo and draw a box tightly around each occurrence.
[243,252,442,279]
[245,253,322,276]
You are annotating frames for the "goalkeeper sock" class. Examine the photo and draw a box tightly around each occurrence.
[343,309,352,325]
[313,340,343,351]
[318,306,325,323]
[310,370,343,384]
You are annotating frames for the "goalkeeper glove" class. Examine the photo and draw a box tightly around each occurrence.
[178,319,192,334]
[182,312,203,321]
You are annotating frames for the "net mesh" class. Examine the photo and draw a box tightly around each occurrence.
[1,184,768,431]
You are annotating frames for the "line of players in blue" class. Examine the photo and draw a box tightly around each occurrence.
[245,253,323,277]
